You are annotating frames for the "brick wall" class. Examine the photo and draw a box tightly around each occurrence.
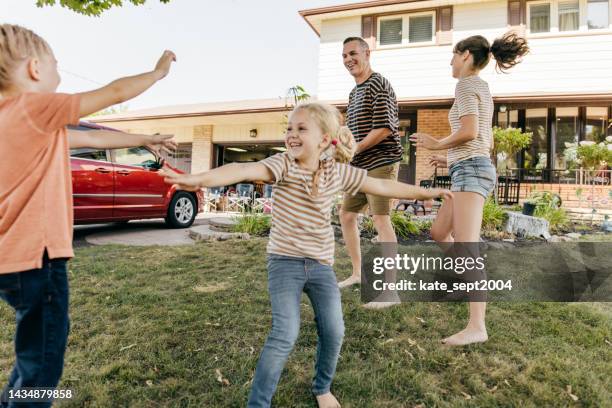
[191,125,213,173]
[519,183,612,210]
[415,109,451,184]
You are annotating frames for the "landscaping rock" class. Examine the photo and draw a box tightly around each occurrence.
[565,233,581,240]
[189,225,249,241]
[547,235,572,243]
[209,217,237,230]
[503,211,550,239]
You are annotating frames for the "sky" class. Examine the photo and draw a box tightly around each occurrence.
[1,0,360,111]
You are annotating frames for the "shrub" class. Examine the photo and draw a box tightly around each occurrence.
[231,214,271,236]
[360,211,428,240]
[482,197,507,231]
[527,191,569,232]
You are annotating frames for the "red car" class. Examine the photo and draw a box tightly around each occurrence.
[70,122,203,228]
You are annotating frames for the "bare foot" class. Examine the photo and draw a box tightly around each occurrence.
[338,275,360,289]
[316,392,341,408]
[362,291,401,310]
[441,327,488,346]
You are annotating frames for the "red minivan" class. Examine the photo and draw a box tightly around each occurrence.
[70,122,203,228]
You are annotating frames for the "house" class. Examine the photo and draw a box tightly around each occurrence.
[92,0,612,219]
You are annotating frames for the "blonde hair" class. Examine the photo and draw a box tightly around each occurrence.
[292,102,356,163]
[0,24,51,92]
[291,102,357,197]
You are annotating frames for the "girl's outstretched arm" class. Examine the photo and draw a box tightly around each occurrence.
[159,162,274,192]
[360,177,453,201]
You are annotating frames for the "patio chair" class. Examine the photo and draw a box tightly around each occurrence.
[253,184,273,213]
[227,183,254,212]
[395,180,434,215]
[203,187,224,212]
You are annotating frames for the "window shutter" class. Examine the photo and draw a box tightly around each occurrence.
[508,0,526,36]
[436,7,452,45]
[379,18,403,45]
[508,0,522,26]
[361,15,376,48]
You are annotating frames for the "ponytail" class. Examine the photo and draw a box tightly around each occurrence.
[333,126,356,163]
[454,32,529,73]
[490,32,529,73]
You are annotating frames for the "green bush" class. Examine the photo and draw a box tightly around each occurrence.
[534,207,569,232]
[482,197,507,231]
[527,191,569,232]
[231,214,271,236]
[360,211,429,240]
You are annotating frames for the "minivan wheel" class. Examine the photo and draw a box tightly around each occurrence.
[165,192,197,228]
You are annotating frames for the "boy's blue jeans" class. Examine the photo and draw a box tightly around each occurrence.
[247,254,345,408]
[0,253,70,408]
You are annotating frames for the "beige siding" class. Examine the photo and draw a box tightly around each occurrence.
[212,123,286,143]
[317,0,612,101]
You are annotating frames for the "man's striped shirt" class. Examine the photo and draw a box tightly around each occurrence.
[447,76,494,166]
[260,153,367,265]
[346,72,403,170]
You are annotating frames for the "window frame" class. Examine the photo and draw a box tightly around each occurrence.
[526,0,612,37]
[376,10,436,49]
[527,0,553,34]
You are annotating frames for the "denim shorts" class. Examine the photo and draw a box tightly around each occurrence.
[448,156,496,199]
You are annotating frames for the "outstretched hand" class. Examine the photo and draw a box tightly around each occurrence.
[410,132,440,150]
[146,134,177,155]
[426,188,453,201]
[154,50,177,80]
[428,154,447,168]
[159,169,202,192]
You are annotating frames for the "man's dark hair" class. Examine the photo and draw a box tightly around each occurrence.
[343,36,369,50]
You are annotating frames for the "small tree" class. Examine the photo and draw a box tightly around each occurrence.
[36,0,171,16]
[492,126,532,173]
[281,85,310,128]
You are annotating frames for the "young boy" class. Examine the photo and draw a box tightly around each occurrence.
[0,23,176,406]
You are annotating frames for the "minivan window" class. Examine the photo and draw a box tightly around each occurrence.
[70,148,108,161]
[114,147,157,167]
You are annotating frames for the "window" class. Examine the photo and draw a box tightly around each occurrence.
[524,109,549,172]
[558,1,580,31]
[377,12,435,47]
[379,18,402,46]
[114,147,157,168]
[409,14,433,43]
[529,3,551,33]
[588,0,610,29]
[585,107,609,142]
[496,110,520,171]
[555,107,579,169]
[70,148,108,161]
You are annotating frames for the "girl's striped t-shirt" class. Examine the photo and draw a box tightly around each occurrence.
[260,153,367,265]
[447,76,495,166]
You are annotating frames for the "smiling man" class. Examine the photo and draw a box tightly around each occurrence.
[338,37,403,306]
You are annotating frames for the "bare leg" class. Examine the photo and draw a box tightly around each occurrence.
[338,210,361,288]
[442,192,488,346]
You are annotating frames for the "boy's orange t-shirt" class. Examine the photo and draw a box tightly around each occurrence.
[0,93,81,274]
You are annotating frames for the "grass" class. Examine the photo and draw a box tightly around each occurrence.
[1,239,611,407]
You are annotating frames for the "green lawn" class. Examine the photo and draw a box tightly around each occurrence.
[1,239,610,407]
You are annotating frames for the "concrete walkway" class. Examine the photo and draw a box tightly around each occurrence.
[76,213,242,247]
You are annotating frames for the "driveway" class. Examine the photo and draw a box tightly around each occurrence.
[73,213,234,247]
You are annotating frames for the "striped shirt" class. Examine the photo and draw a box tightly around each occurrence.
[260,153,367,265]
[447,76,494,166]
[346,72,403,170]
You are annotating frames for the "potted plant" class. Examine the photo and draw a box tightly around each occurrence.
[492,126,533,173]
